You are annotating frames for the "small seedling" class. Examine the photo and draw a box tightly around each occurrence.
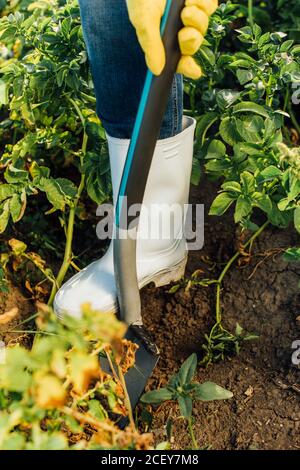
[141,353,233,449]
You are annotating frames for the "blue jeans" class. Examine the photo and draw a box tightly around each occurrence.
[78,0,183,139]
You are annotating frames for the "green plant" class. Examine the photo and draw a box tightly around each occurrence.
[0,303,154,450]
[182,4,300,363]
[141,353,233,449]
[284,247,300,263]
[0,1,111,302]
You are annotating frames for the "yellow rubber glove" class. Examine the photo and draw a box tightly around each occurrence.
[126,0,218,79]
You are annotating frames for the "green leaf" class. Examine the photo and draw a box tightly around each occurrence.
[178,395,193,418]
[0,79,8,106]
[61,17,72,37]
[9,191,26,223]
[4,166,28,184]
[168,284,181,294]
[253,193,272,214]
[294,207,300,234]
[219,117,241,146]
[241,219,259,232]
[235,323,243,336]
[260,166,282,180]
[141,388,173,404]
[195,112,219,147]
[39,178,66,211]
[283,248,300,263]
[166,417,173,441]
[0,184,15,203]
[88,399,107,421]
[269,202,292,228]
[156,442,171,450]
[241,171,255,194]
[0,346,31,392]
[85,150,111,204]
[235,142,262,156]
[252,193,272,215]
[206,140,226,159]
[191,158,201,186]
[277,197,291,212]
[194,382,233,401]
[178,353,197,386]
[29,162,50,182]
[209,193,235,216]
[0,200,10,233]
[85,121,106,148]
[2,434,25,451]
[264,116,277,139]
[234,195,252,223]
[55,179,77,199]
[221,181,242,193]
[198,45,216,66]
[236,116,264,143]
[205,159,232,173]
[216,90,240,110]
[232,101,269,118]
[236,69,254,85]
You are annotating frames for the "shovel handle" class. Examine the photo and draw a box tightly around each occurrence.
[114,0,186,325]
[116,0,185,227]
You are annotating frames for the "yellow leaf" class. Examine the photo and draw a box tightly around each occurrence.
[34,374,66,409]
[8,238,27,256]
[50,351,67,379]
[68,352,99,395]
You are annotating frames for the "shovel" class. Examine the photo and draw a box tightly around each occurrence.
[101,0,186,415]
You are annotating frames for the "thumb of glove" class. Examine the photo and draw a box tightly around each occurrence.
[127,0,167,75]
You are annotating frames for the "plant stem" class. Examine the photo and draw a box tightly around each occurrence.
[188,416,198,450]
[283,89,289,112]
[118,365,136,430]
[248,0,254,28]
[190,84,196,115]
[215,221,269,324]
[48,98,88,306]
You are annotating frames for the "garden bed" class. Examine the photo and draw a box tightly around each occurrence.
[2,178,299,450]
[140,181,300,450]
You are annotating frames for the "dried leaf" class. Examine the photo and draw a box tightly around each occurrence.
[34,374,67,409]
[68,351,100,395]
[8,238,27,256]
[111,339,139,374]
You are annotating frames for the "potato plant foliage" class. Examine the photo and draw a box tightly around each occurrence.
[0,0,299,450]
[0,303,155,450]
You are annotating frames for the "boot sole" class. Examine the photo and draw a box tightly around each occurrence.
[106,254,188,315]
[55,255,188,319]
[141,254,188,289]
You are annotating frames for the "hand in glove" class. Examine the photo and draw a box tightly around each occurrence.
[126,0,218,79]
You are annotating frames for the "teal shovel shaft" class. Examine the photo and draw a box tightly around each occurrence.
[114,0,186,326]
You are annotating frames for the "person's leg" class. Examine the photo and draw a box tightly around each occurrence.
[54,0,195,319]
[78,0,183,139]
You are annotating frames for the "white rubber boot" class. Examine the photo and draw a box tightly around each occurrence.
[54,116,196,319]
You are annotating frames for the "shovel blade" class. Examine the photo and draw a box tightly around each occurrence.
[122,327,160,409]
[99,326,159,426]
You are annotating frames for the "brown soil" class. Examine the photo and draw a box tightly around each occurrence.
[141,180,300,450]
[0,282,33,347]
[1,179,300,450]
